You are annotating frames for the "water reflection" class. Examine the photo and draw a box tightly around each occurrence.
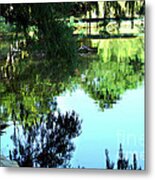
[80,37,144,110]
[0,37,144,117]
[57,84,144,169]
[0,37,144,169]
[105,144,141,170]
[9,108,82,167]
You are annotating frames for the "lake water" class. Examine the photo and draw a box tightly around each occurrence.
[0,37,145,169]
[58,84,144,169]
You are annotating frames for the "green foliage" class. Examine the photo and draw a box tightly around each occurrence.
[80,37,144,110]
[0,3,77,59]
[0,2,145,169]
[0,36,144,121]
[0,17,16,34]
[0,40,78,123]
[0,1,145,60]
[0,40,10,60]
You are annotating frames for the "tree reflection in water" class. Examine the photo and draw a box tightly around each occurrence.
[0,37,144,169]
[81,38,144,111]
[9,107,82,168]
[105,144,142,170]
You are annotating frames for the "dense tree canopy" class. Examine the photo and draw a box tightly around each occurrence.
[0,1,145,59]
[0,3,77,59]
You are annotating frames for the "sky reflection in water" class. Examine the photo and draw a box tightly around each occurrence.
[57,83,144,169]
[0,37,144,169]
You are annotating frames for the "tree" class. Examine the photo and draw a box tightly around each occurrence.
[0,3,77,59]
[9,108,82,167]
[80,37,144,111]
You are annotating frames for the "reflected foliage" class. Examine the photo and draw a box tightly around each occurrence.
[80,37,144,110]
[9,109,82,167]
[0,37,144,120]
[0,1,145,169]
[0,40,79,123]
[105,144,141,170]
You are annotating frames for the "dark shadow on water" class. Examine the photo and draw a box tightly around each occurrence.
[105,144,142,170]
[9,107,82,168]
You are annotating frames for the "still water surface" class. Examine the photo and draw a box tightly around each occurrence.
[57,84,144,169]
[0,37,144,169]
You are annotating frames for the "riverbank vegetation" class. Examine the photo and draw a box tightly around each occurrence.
[0,1,145,59]
[0,1,145,169]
